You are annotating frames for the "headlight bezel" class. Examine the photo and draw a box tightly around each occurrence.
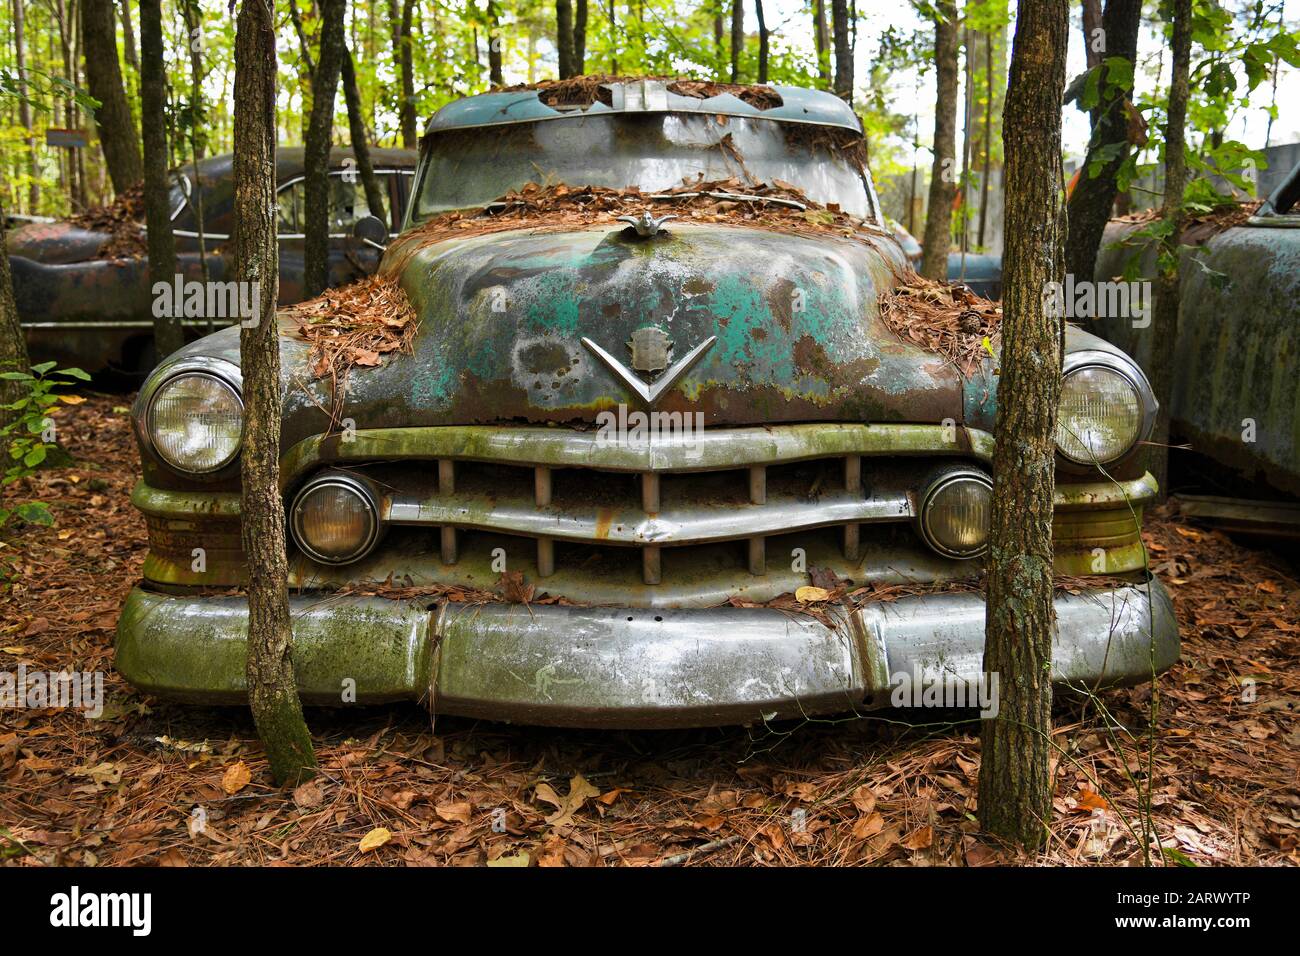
[916,467,994,560]
[289,471,383,566]
[1055,350,1156,471]
[139,358,245,477]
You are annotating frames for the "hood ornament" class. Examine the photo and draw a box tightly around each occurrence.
[582,331,716,407]
[616,212,676,239]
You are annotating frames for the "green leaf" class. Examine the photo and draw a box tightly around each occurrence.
[0,372,34,382]
[14,502,53,527]
[1160,846,1199,867]
[22,446,46,468]
[58,367,92,382]
[30,361,57,375]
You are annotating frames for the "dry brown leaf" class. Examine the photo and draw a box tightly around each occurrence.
[359,827,392,853]
[221,761,251,795]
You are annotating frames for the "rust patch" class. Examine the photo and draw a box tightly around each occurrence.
[519,341,574,376]
[594,508,614,540]
[792,335,832,377]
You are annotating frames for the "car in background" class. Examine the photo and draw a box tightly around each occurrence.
[1093,158,1300,531]
[6,147,417,375]
[887,218,1002,299]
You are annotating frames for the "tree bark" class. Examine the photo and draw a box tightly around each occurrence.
[920,0,958,279]
[977,0,1069,852]
[304,0,347,298]
[573,0,588,75]
[233,0,316,788]
[0,205,32,428]
[754,0,769,84]
[341,48,387,223]
[729,0,742,83]
[1081,0,1103,69]
[140,0,182,358]
[556,0,576,79]
[813,0,831,87]
[830,0,853,102]
[486,0,505,86]
[1148,0,1191,498]
[1064,0,1141,284]
[81,0,143,194]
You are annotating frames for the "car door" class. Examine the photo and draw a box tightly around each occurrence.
[276,169,392,303]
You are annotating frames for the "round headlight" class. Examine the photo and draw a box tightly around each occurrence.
[1055,365,1143,465]
[148,372,243,473]
[290,474,381,565]
[919,470,992,559]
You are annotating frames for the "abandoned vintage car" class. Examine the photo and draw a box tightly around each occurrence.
[115,79,1179,728]
[8,146,416,374]
[1093,158,1300,522]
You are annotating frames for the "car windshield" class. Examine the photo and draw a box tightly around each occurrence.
[411,113,875,223]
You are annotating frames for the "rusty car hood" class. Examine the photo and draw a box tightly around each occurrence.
[339,221,965,430]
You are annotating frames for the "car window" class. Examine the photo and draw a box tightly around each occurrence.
[276,172,392,236]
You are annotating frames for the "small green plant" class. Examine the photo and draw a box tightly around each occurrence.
[0,361,90,529]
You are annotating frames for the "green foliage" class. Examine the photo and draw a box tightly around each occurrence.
[0,362,89,530]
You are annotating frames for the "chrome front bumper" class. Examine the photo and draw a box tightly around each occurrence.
[116,579,1179,728]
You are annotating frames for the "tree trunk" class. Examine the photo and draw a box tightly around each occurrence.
[1064,0,1141,284]
[813,0,830,87]
[388,0,417,149]
[140,0,182,358]
[830,0,852,102]
[0,206,31,428]
[1148,0,1191,498]
[1081,0,1103,69]
[977,0,1069,852]
[81,0,143,194]
[920,0,958,279]
[341,48,387,223]
[729,0,742,83]
[573,0,588,75]
[304,0,347,299]
[486,0,505,86]
[714,4,724,78]
[233,0,316,788]
[117,0,138,75]
[556,0,575,79]
[755,0,769,84]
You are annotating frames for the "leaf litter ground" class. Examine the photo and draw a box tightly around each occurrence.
[1,396,1296,867]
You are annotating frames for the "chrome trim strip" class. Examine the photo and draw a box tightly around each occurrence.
[385,486,913,546]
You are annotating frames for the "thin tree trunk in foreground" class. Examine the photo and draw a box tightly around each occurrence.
[920,0,958,279]
[813,0,831,87]
[556,0,575,79]
[486,0,505,85]
[1064,0,1141,284]
[0,206,32,429]
[81,0,143,194]
[977,0,1069,852]
[1148,0,1191,498]
[755,0,769,83]
[304,0,347,298]
[341,48,387,222]
[13,0,40,213]
[234,0,316,787]
[729,0,742,83]
[573,0,588,75]
[830,0,853,102]
[140,0,182,358]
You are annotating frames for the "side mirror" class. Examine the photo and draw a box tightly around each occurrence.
[352,215,389,250]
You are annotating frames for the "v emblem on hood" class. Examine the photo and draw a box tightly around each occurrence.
[581,335,717,407]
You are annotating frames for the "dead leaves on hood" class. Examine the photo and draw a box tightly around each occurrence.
[878,269,1002,374]
[286,273,418,383]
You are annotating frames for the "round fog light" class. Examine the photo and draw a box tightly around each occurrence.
[290,474,381,565]
[918,470,992,559]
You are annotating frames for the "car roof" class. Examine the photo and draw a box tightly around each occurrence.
[425,79,862,135]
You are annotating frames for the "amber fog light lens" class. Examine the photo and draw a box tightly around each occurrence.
[148,373,243,474]
[920,471,993,559]
[291,476,380,564]
[1055,365,1143,464]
